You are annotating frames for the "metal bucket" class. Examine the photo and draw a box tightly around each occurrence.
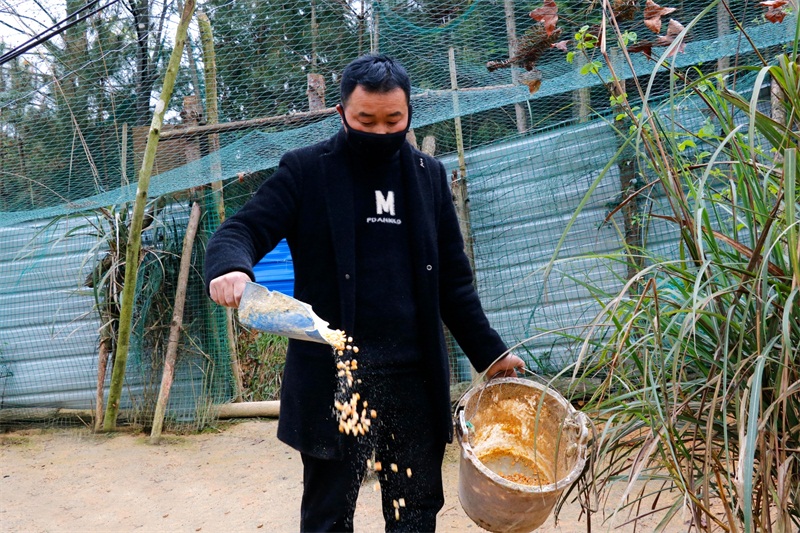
[456,378,589,533]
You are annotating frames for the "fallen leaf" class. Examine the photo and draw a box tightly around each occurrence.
[655,19,686,55]
[529,0,559,37]
[644,0,677,33]
[551,40,570,52]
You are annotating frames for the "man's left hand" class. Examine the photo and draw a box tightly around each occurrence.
[485,353,526,379]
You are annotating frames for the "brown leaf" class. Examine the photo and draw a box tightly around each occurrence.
[524,78,542,94]
[655,19,686,55]
[760,0,788,7]
[765,9,787,22]
[529,0,559,37]
[644,0,676,33]
[551,40,570,52]
[628,41,655,59]
[761,0,790,22]
[768,9,788,21]
[613,0,639,22]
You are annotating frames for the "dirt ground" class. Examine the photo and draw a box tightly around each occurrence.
[0,419,690,532]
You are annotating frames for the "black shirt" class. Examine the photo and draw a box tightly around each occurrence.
[350,152,422,373]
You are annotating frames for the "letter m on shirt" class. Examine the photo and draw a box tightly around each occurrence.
[375,190,395,216]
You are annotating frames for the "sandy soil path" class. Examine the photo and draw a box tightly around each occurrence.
[0,420,688,532]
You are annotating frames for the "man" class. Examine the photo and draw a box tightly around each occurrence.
[205,54,524,532]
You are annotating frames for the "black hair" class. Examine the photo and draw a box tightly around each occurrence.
[340,54,411,105]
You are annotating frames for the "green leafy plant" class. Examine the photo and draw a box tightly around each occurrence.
[235,325,288,402]
[548,3,800,531]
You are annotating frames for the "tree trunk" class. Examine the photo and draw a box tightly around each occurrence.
[133,0,154,126]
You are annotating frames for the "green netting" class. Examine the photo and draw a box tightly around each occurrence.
[0,0,795,425]
[0,1,794,225]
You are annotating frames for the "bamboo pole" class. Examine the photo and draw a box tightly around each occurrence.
[150,202,202,444]
[198,10,244,402]
[198,11,224,224]
[103,0,196,431]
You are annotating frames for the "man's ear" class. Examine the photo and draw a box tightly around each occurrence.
[335,104,345,124]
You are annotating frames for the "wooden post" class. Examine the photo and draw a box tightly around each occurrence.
[448,48,471,270]
[103,0,196,431]
[371,0,380,53]
[503,0,527,133]
[310,0,319,69]
[180,95,203,166]
[198,11,244,402]
[609,55,642,287]
[307,73,326,111]
[573,55,591,123]
[214,400,280,418]
[94,334,111,432]
[716,2,730,79]
[150,202,202,444]
[421,135,436,156]
[448,47,467,181]
[405,129,418,150]
[771,77,787,126]
[120,122,128,187]
[358,0,366,55]
[449,49,478,381]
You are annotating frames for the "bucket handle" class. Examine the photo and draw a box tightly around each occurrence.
[455,407,473,450]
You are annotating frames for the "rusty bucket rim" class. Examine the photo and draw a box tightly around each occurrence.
[456,377,589,494]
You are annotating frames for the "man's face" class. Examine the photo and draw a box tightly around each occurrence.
[338,86,409,134]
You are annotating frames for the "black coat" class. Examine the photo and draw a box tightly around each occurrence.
[205,129,508,459]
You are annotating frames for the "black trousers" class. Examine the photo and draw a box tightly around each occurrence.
[299,371,446,532]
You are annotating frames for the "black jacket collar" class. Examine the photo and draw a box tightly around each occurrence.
[321,129,434,335]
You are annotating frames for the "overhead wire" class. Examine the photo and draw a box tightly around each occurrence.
[0,0,120,65]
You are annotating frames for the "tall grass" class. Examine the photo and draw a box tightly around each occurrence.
[564,5,800,531]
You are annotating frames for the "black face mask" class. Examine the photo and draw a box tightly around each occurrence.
[339,105,413,162]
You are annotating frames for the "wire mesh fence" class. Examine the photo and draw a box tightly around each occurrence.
[0,0,794,428]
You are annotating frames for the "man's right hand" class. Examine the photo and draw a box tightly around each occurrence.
[209,271,251,308]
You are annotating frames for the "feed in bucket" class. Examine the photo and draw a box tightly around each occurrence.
[456,378,589,533]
